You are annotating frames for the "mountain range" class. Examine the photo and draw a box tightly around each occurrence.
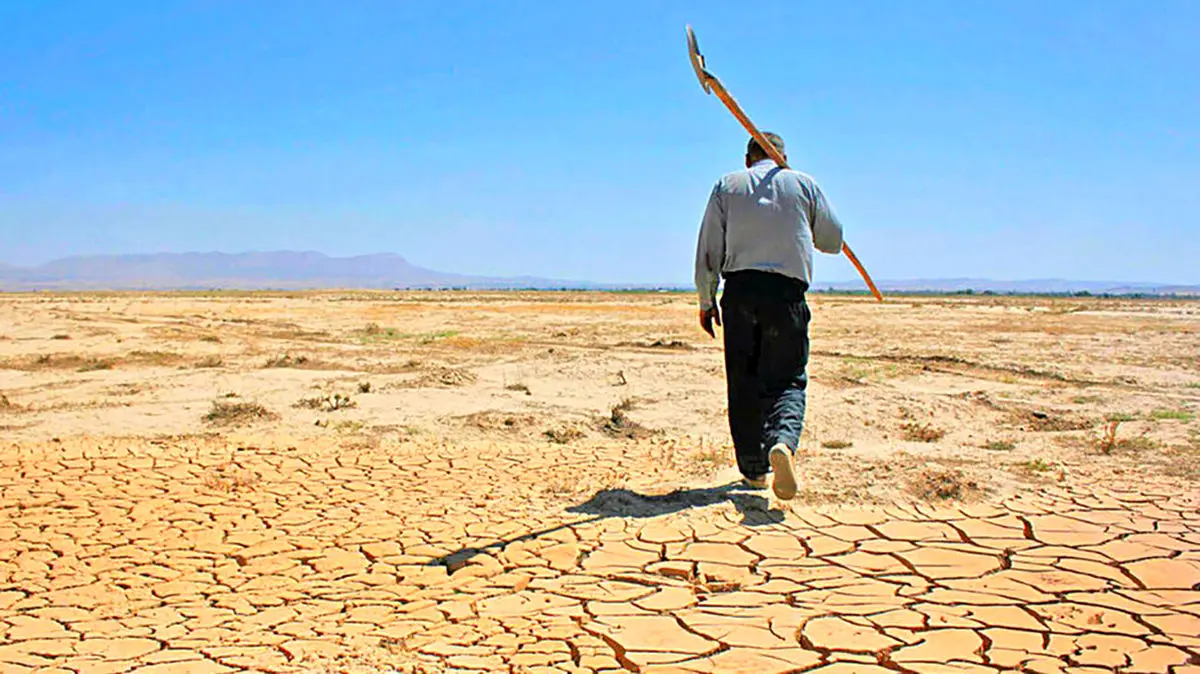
[0,252,1196,296]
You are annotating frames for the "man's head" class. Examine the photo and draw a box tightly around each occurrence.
[745,132,786,167]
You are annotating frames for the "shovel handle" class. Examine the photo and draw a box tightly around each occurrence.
[707,80,884,302]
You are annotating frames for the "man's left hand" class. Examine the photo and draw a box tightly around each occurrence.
[699,306,721,338]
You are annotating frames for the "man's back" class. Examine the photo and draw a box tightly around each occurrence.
[694,157,844,311]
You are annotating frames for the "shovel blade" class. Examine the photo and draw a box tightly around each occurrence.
[686,25,712,94]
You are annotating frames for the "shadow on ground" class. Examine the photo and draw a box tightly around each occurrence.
[566,481,784,526]
[429,481,782,570]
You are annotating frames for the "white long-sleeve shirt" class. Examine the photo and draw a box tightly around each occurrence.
[694,159,845,310]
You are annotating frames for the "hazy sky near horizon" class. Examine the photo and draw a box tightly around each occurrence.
[2,1,1198,285]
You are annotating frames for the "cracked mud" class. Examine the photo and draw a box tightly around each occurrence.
[1,291,1198,673]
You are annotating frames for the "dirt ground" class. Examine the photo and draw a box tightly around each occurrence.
[1,290,1197,673]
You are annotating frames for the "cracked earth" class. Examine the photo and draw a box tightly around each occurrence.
[1,291,1198,672]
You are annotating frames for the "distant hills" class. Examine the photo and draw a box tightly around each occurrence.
[0,251,1196,296]
[0,252,610,291]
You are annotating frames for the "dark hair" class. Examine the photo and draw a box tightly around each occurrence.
[747,132,785,161]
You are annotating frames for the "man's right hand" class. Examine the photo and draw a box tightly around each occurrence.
[699,306,721,338]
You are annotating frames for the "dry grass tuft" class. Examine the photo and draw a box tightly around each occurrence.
[544,425,585,444]
[599,398,656,439]
[901,421,946,443]
[985,440,1016,452]
[821,439,854,450]
[201,462,259,492]
[194,356,224,368]
[264,353,311,368]
[693,445,730,469]
[203,400,277,426]
[909,467,984,501]
[77,358,114,372]
[459,411,538,433]
[505,383,532,395]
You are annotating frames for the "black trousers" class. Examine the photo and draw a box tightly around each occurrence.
[720,270,811,478]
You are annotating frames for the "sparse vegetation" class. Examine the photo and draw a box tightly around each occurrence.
[357,381,372,394]
[986,440,1016,452]
[1150,408,1195,422]
[294,393,356,411]
[202,462,259,492]
[195,356,223,368]
[544,425,585,444]
[821,439,854,449]
[541,477,576,495]
[598,397,656,439]
[693,445,729,469]
[1106,412,1138,423]
[264,354,310,368]
[901,421,946,443]
[203,400,277,426]
[1094,420,1161,454]
[199,334,221,343]
[1024,458,1053,473]
[51,334,71,340]
[77,358,114,372]
[506,383,532,395]
[357,323,460,344]
[0,393,17,412]
[909,467,984,501]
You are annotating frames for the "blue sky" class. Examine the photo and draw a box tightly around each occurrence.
[2,1,1197,285]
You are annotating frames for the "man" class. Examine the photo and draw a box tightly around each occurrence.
[694,132,844,500]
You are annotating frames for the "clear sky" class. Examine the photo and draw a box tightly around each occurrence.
[2,1,1197,285]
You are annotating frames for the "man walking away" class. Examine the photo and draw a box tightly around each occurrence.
[694,132,845,500]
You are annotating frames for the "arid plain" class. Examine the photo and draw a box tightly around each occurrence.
[1,290,1198,673]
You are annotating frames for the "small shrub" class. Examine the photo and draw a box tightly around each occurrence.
[821,439,853,450]
[986,440,1016,452]
[195,356,223,368]
[901,421,945,443]
[1024,458,1053,473]
[51,334,71,340]
[1106,412,1138,423]
[199,334,221,343]
[1094,420,1160,454]
[506,383,531,395]
[357,381,372,394]
[545,426,584,444]
[294,393,355,412]
[203,400,276,426]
